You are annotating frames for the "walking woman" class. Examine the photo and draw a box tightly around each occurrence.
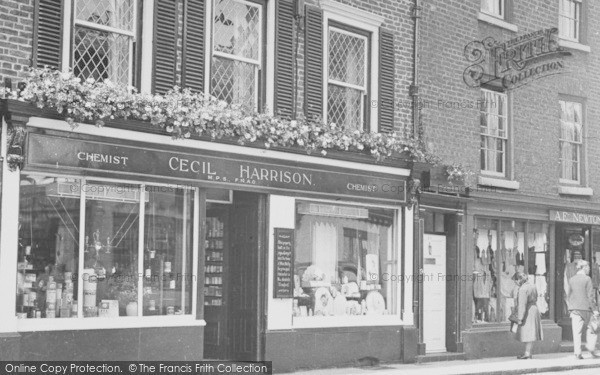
[514,271,543,359]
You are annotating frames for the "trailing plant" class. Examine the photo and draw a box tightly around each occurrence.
[4,67,442,163]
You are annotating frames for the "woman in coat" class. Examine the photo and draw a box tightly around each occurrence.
[515,271,543,359]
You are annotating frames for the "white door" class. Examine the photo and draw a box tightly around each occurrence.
[423,234,447,353]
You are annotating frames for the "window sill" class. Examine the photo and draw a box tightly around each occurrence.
[558,39,591,53]
[558,185,593,196]
[477,12,518,32]
[16,315,206,332]
[283,315,404,329]
[478,176,520,190]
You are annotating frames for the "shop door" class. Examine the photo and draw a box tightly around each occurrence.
[228,191,266,361]
[556,225,591,339]
[423,234,447,353]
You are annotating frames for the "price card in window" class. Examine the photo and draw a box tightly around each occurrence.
[274,228,295,299]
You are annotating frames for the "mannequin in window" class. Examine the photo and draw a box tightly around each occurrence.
[474,230,492,322]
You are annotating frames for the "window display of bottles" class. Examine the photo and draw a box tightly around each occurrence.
[204,215,225,306]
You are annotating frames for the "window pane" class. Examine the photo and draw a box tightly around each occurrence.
[327,84,363,130]
[293,202,397,319]
[498,221,525,323]
[17,176,81,319]
[83,182,140,318]
[473,220,498,323]
[143,187,194,316]
[75,0,135,32]
[527,224,549,319]
[213,0,261,61]
[328,29,366,87]
[73,26,131,85]
[211,56,257,111]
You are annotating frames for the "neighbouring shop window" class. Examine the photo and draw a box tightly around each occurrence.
[211,0,264,111]
[327,25,369,131]
[73,0,136,85]
[559,0,582,42]
[16,175,195,319]
[293,202,398,319]
[481,0,505,19]
[473,218,550,323]
[480,89,508,176]
[528,222,550,320]
[559,100,583,183]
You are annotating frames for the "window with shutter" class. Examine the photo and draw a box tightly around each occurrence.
[304,5,323,120]
[378,29,395,133]
[318,1,385,133]
[182,0,206,92]
[33,0,64,69]
[209,0,266,112]
[274,0,294,118]
[152,0,178,94]
[72,0,137,85]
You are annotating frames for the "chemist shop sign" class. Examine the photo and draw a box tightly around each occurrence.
[463,28,572,89]
[26,132,407,204]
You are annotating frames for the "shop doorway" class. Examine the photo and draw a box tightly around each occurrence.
[203,191,267,361]
[423,234,447,353]
[556,225,591,340]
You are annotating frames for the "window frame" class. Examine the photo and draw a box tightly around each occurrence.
[472,218,552,326]
[14,172,203,332]
[480,89,509,178]
[206,0,267,112]
[321,3,382,133]
[325,23,371,131]
[559,99,585,185]
[559,0,582,42]
[481,0,505,19]
[64,0,138,87]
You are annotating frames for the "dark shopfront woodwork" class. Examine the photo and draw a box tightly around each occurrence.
[555,224,599,340]
[203,192,266,361]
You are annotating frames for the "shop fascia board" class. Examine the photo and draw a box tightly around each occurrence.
[465,189,600,213]
[2,99,413,175]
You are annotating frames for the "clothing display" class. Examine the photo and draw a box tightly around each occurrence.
[474,258,492,298]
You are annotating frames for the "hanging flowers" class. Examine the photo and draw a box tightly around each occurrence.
[6,67,440,163]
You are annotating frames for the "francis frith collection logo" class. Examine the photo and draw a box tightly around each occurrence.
[463,28,572,89]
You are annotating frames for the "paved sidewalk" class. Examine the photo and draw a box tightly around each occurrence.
[288,353,600,375]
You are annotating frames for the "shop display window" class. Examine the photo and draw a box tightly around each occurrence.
[16,175,195,319]
[473,218,550,323]
[293,201,398,319]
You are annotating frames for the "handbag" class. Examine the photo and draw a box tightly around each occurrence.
[589,314,600,334]
[508,307,519,324]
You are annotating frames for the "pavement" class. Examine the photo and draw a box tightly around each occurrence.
[288,352,600,375]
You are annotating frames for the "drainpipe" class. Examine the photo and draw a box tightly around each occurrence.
[410,0,425,356]
[411,0,421,138]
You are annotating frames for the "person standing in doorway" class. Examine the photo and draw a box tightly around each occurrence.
[514,272,542,359]
[568,260,600,359]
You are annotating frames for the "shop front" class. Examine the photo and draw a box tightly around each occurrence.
[0,112,416,370]
[457,197,600,359]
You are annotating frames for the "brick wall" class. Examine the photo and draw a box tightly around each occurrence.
[419,0,600,203]
[0,0,415,134]
[0,0,34,89]
[298,0,415,132]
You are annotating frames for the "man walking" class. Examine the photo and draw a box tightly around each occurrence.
[568,260,600,359]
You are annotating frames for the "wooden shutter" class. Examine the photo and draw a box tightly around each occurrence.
[153,0,178,94]
[378,28,395,133]
[304,5,323,120]
[33,0,63,69]
[181,0,206,92]
[274,0,294,118]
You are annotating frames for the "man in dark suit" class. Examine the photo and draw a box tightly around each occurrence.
[568,260,600,359]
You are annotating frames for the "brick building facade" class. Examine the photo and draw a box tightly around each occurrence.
[416,0,600,360]
[0,0,419,372]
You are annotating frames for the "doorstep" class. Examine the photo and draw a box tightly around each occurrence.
[287,352,600,375]
[416,351,466,364]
